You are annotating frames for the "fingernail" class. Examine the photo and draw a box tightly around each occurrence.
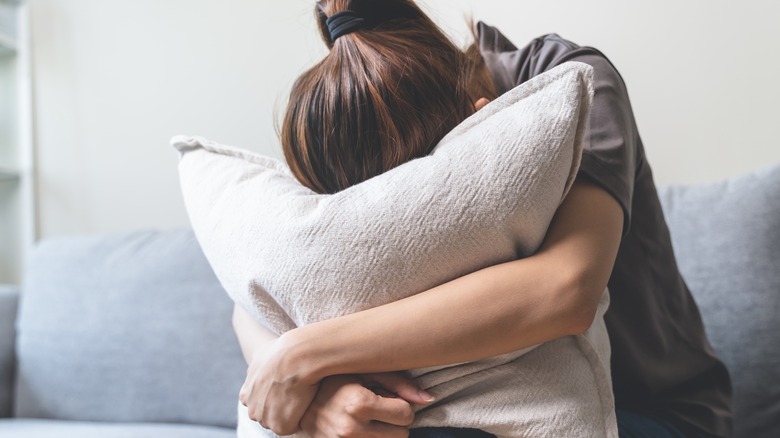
[418,389,436,402]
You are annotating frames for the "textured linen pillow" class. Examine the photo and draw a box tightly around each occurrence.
[175,62,618,437]
[173,62,592,332]
[658,164,780,438]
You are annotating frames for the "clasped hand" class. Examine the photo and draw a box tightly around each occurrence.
[239,337,435,436]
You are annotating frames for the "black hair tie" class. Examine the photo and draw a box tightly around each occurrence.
[326,10,367,42]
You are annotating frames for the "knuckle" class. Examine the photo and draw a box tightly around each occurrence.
[342,402,361,417]
[343,392,371,416]
[334,418,359,438]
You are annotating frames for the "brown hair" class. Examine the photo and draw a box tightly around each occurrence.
[281,0,497,194]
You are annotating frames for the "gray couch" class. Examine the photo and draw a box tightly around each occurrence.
[0,230,245,437]
[0,164,778,437]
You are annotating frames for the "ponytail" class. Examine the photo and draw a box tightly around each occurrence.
[282,0,496,194]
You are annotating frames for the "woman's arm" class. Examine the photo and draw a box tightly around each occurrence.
[234,302,433,435]
[232,304,278,363]
[241,179,624,434]
[282,180,622,376]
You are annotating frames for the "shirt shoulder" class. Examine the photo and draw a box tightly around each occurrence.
[477,23,586,92]
[477,22,637,236]
[477,22,617,94]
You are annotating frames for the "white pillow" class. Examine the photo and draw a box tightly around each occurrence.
[174,62,618,437]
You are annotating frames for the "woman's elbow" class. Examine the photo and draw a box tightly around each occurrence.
[568,299,601,336]
[559,275,605,336]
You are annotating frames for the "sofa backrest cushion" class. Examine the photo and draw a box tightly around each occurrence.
[658,164,780,438]
[0,286,18,418]
[14,229,246,429]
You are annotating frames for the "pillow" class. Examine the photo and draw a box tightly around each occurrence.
[658,164,780,438]
[174,62,618,437]
[173,62,591,332]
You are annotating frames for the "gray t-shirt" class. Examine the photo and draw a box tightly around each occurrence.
[477,22,732,437]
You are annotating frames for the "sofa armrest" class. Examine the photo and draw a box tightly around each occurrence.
[0,285,19,418]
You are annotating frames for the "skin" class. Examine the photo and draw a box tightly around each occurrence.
[234,306,429,436]
[233,97,624,436]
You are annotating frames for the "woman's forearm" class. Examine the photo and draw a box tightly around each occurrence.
[278,180,624,383]
[233,304,279,364]
[286,250,578,378]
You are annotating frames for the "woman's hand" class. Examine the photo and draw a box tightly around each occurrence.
[239,335,319,436]
[233,312,434,436]
[301,373,434,438]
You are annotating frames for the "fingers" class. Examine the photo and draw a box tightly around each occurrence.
[239,355,319,436]
[475,97,491,110]
[362,372,435,406]
[356,393,415,427]
[302,411,410,438]
[301,375,415,437]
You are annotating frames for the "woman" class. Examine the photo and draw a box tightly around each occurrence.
[234,1,732,437]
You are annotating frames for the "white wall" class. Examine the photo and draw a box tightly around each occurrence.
[30,0,780,239]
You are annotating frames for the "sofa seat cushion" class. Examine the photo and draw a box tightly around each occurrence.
[658,163,780,438]
[0,419,236,438]
[15,229,246,428]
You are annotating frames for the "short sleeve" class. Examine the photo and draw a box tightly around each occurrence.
[561,50,638,236]
[478,24,638,236]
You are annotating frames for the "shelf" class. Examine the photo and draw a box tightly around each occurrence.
[0,167,19,181]
[0,0,17,55]
[0,0,29,285]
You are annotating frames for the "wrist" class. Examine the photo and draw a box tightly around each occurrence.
[275,326,331,385]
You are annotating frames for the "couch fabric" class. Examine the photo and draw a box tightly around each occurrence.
[658,164,780,438]
[13,229,246,430]
[0,419,237,438]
